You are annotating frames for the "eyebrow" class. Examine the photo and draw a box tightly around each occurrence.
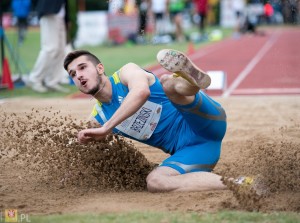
[77,62,87,67]
[68,62,87,73]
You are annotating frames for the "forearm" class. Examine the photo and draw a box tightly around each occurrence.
[102,87,150,131]
[77,89,149,144]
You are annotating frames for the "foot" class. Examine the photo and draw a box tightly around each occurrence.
[235,176,269,196]
[31,84,48,93]
[156,49,211,89]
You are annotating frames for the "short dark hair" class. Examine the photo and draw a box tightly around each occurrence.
[63,50,101,71]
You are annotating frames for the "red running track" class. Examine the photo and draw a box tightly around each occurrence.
[70,27,300,99]
[149,26,300,96]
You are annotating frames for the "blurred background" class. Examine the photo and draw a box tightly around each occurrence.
[2,0,299,44]
[0,0,299,96]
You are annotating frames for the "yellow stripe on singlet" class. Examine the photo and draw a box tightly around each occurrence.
[91,105,97,117]
[91,101,102,117]
[112,71,121,84]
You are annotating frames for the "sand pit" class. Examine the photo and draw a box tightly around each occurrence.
[0,96,299,214]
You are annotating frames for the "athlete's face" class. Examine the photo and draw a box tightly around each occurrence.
[67,55,103,95]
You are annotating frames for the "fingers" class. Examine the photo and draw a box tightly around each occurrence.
[77,130,92,144]
[77,128,107,144]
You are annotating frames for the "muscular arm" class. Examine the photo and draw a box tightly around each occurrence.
[78,63,154,143]
[103,62,152,131]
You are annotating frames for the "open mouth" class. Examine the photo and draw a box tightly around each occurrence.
[81,80,87,86]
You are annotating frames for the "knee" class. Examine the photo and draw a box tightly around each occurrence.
[146,172,170,193]
[159,74,175,95]
[146,173,163,192]
[159,74,169,85]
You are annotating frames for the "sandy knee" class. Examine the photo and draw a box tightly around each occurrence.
[159,74,171,84]
[146,171,171,193]
[146,172,163,192]
[159,74,176,95]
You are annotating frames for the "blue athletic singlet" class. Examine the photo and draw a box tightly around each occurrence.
[91,70,227,174]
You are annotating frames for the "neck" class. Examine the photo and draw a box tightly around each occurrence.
[92,78,113,103]
[92,81,106,99]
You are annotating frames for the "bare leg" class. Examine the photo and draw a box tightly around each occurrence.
[159,74,199,105]
[173,14,184,42]
[146,166,227,192]
[152,49,226,192]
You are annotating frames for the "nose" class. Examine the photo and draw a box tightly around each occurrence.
[76,71,83,80]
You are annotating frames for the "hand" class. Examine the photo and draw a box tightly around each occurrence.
[77,127,111,144]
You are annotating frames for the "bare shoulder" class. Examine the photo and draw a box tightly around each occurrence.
[120,63,155,85]
[121,62,141,72]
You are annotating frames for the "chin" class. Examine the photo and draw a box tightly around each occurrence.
[79,89,88,95]
[79,86,90,95]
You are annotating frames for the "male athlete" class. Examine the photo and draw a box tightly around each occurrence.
[64,49,227,192]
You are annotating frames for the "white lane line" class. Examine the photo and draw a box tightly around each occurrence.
[232,88,300,95]
[222,33,278,97]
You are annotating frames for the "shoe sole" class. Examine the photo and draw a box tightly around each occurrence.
[156,49,211,89]
[235,176,269,196]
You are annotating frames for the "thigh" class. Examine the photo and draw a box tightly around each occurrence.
[160,140,222,174]
[172,91,227,141]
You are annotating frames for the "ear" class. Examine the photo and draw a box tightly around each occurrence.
[96,63,104,75]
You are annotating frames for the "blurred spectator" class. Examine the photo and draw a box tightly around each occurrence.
[151,0,168,36]
[66,0,78,50]
[11,0,32,45]
[167,0,186,42]
[108,0,124,14]
[26,0,69,93]
[282,0,299,24]
[124,0,136,15]
[232,0,245,38]
[136,0,150,42]
[193,0,208,38]
[269,0,284,24]
[206,0,218,26]
[264,2,274,24]
[64,0,78,86]
[242,7,258,34]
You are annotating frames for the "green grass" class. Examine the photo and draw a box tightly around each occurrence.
[1,26,232,99]
[28,211,300,223]
[4,29,41,73]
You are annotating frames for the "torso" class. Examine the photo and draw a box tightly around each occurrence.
[91,70,183,154]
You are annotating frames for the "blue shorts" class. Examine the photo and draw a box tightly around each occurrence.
[160,91,227,174]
